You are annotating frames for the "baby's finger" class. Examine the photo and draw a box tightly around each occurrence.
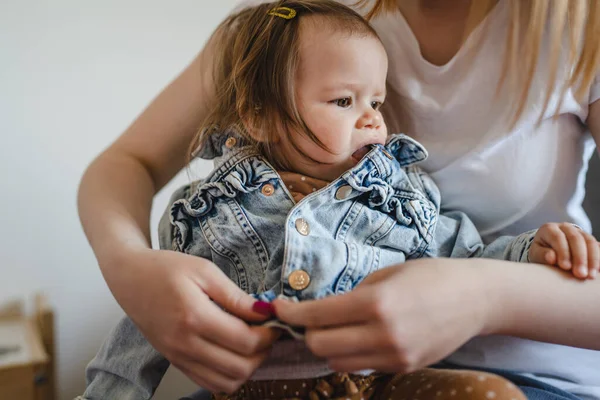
[561,224,588,278]
[537,224,571,270]
[543,249,557,265]
[527,244,547,265]
[585,236,600,279]
[529,245,558,266]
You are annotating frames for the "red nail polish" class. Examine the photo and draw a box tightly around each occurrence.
[252,301,275,316]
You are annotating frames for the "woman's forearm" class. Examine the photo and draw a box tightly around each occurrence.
[479,258,600,350]
[77,148,156,274]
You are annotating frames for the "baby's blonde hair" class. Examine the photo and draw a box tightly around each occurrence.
[190,0,380,169]
[357,0,600,126]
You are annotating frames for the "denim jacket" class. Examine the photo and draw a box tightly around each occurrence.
[80,133,535,400]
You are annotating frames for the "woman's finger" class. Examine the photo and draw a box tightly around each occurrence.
[177,361,245,394]
[185,293,279,356]
[305,323,388,359]
[174,332,270,380]
[273,286,378,328]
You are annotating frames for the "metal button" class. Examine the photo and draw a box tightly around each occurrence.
[261,184,275,196]
[288,270,310,290]
[382,149,393,159]
[335,185,353,200]
[225,137,237,148]
[295,218,310,236]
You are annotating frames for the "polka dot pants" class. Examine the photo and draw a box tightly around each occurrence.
[212,369,527,400]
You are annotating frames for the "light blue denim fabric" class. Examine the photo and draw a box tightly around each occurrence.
[79,133,536,400]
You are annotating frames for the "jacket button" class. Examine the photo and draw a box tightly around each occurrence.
[295,218,310,236]
[288,270,310,290]
[335,185,353,200]
[261,184,275,196]
[225,137,237,148]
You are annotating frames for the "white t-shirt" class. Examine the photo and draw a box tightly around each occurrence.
[234,1,600,398]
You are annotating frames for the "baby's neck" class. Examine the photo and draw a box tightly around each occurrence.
[277,171,330,203]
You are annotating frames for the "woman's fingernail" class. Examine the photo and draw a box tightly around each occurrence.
[590,269,598,279]
[577,266,588,277]
[252,301,275,316]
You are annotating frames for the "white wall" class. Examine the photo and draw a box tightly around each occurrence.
[0,1,237,398]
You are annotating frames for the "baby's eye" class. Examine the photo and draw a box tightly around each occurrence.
[371,101,383,110]
[332,97,352,108]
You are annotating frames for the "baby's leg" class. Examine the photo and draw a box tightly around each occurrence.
[212,373,381,400]
[377,369,527,400]
[211,369,527,400]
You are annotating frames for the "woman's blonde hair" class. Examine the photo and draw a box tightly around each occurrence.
[357,0,600,126]
[190,0,379,169]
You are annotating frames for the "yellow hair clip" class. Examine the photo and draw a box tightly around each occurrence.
[267,6,297,20]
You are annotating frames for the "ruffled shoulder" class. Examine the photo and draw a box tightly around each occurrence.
[342,135,436,241]
[169,157,278,251]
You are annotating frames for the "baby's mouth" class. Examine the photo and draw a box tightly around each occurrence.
[351,145,373,163]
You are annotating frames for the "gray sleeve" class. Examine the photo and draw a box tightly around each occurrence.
[82,318,169,400]
[425,209,536,262]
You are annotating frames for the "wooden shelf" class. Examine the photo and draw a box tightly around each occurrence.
[0,295,55,400]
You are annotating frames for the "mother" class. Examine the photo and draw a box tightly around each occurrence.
[77,0,600,399]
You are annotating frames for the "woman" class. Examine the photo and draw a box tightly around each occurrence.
[77,0,600,398]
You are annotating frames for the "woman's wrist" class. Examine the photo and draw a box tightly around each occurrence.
[466,258,516,337]
[95,235,154,300]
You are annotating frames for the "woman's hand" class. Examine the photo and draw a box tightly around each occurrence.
[110,249,279,393]
[273,258,492,373]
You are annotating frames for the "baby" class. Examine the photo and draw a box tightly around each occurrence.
[79,1,599,399]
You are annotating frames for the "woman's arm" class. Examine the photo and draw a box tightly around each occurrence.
[274,258,600,373]
[482,258,600,348]
[272,99,600,374]
[77,44,278,394]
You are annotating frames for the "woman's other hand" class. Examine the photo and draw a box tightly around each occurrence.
[273,258,491,373]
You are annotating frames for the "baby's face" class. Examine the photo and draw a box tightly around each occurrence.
[280,19,389,181]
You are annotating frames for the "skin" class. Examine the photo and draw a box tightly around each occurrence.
[77,0,600,393]
[530,223,600,279]
[278,19,388,181]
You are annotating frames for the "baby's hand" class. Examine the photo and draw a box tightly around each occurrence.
[529,222,600,279]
